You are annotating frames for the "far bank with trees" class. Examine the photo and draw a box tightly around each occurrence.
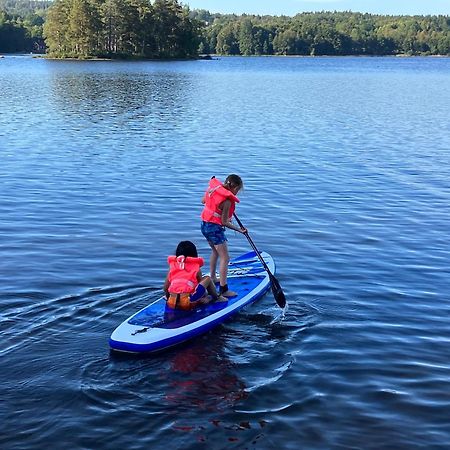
[0,0,449,58]
[194,10,450,57]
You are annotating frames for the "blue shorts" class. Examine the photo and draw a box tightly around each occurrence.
[190,284,206,301]
[201,221,227,245]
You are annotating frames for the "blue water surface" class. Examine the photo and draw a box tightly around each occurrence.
[1,55,450,449]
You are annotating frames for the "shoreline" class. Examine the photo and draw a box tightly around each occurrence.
[2,53,448,60]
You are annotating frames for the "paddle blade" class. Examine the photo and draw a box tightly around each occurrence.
[270,274,286,308]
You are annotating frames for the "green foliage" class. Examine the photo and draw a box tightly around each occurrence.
[41,0,200,58]
[198,11,450,56]
[1,0,199,57]
[0,0,50,52]
[1,5,449,57]
[42,0,70,56]
[238,18,253,55]
[216,22,239,55]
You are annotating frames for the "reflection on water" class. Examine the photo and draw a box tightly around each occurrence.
[49,67,194,128]
[164,337,247,413]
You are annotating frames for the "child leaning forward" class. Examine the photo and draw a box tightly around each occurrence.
[200,174,246,297]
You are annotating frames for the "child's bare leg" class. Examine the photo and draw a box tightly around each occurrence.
[196,277,213,305]
[208,242,219,283]
[215,242,237,297]
[200,276,227,302]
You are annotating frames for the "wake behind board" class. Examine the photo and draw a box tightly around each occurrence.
[109,251,274,353]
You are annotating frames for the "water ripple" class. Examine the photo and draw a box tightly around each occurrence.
[1,55,449,450]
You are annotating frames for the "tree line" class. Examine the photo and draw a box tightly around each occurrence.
[0,0,201,57]
[0,1,449,58]
[0,1,50,52]
[43,0,200,58]
[193,10,450,56]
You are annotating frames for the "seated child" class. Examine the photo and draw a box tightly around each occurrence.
[163,241,226,310]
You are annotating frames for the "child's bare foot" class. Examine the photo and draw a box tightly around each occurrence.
[221,290,237,298]
[199,296,212,305]
[215,295,228,302]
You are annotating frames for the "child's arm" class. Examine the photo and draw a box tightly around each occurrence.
[163,272,170,299]
[221,200,246,233]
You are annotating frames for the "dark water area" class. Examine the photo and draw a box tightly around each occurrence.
[1,55,450,449]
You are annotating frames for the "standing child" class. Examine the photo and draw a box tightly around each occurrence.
[200,175,246,297]
[164,241,225,310]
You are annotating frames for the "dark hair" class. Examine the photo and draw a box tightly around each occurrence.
[175,241,198,257]
[224,174,244,191]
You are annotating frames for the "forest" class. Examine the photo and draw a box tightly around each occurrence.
[0,0,449,58]
[0,0,200,57]
[193,10,450,56]
[0,1,50,52]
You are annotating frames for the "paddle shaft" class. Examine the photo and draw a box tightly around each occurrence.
[233,213,286,308]
[233,214,274,275]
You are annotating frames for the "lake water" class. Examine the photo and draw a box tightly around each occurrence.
[1,55,449,449]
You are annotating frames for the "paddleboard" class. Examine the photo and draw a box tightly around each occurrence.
[109,250,274,353]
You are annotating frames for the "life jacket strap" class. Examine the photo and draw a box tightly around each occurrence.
[176,255,185,269]
[207,185,221,197]
[203,205,222,219]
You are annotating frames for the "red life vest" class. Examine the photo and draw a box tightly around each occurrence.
[167,255,204,294]
[201,177,240,225]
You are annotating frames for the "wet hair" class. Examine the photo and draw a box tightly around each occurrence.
[175,240,198,258]
[224,174,244,191]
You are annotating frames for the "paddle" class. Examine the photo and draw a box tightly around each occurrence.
[233,213,286,308]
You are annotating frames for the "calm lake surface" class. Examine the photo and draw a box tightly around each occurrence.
[1,55,449,449]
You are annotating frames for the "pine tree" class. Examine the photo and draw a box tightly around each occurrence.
[43,0,71,56]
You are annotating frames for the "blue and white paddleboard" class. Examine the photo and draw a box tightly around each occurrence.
[109,251,274,353]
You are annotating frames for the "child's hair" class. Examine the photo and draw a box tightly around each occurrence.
[175,241,198,257]
[224,174,244,191]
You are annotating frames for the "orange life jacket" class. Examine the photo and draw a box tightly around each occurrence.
[167,255,204,294]
[201,177,240,225]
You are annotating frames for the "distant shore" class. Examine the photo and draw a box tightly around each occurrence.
[1,53,448,61]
